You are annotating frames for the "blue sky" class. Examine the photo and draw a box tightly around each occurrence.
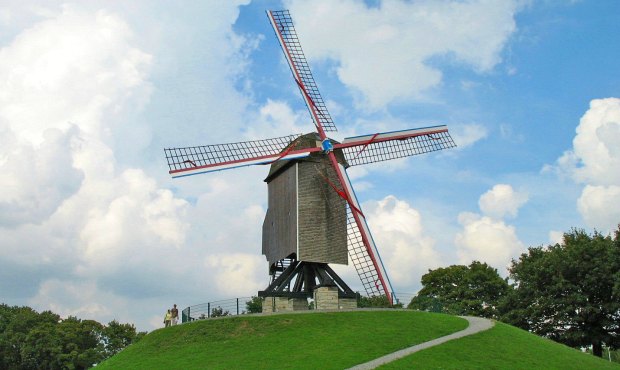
[1,0,619,330]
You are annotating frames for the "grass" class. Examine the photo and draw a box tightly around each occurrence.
[380,321,620,369]
[98,310,619,369]
[96,310,467,369]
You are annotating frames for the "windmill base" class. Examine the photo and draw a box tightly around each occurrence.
[261,297,308,313]
[258,261,357,312]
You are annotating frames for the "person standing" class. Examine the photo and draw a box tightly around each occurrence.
[171,304,179,326]
[164,309,172,327]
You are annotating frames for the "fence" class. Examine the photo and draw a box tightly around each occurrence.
[181,293,416,323]
[393,292,415,306]
[182,297,255,323]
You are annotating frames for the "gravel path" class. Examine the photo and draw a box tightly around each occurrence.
[347,316,495,370]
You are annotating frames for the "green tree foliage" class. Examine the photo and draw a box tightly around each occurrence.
[103,320,145,358]
[245,296,263,314]
[0,305,58,368]
[210,306,230,317]
[408,261,510,319]
[501,228,620,357]
[357,294,403,308]
[0,304,146,369]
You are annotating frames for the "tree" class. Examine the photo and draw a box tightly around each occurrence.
[245,296,263,314]
[502,228,620,357]
[0,304,145,368]
[103,320,145,358]
[408,261,510,319]
[357,294,403,308]
[55,317,105,369]
[0,305,61,369]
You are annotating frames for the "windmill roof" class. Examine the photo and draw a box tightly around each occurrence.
[264,132,348,182]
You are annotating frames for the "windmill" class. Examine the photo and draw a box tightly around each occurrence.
[164,10,456,309]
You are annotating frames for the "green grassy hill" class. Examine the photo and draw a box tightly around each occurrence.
[97,310,619,369]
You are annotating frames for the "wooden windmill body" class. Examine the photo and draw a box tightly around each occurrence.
[262,133,348,267]
[164,10,456,309]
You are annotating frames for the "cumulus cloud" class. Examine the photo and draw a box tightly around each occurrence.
[205,253,265,297]
[0,6,152,145]
[364,195,441,286]
[0,5,154,229]
[0,4,194,330]
[455,212,524,271]
[28,279,120,320]
[242,99,309,139]
[553,98,620,231]
[577,185,620,231]
[479,184,528,219]
[78,169,189,274]
[287,0,520,109]
[0,127,83,226]
[562,98,620,185]
[455,184,527,271]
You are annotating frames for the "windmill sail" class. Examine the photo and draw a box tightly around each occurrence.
[267,10,338,133]
[339,164,395,301]
[164,134,306,178]
[339,126,457,167]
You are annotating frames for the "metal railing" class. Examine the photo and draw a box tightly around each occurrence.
[180,293,417,323]
[394,292,415,307]
[182,297,256,323]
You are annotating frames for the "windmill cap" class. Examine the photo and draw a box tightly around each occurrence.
[264,132,348,182]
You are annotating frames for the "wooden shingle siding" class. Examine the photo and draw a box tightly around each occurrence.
[297,159,348,264]
[262,162,298,264]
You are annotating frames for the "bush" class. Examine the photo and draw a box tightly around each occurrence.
[210,307,230,318]
[245,296,262,314]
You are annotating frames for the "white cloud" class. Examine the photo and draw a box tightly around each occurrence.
[455,212,524,272]
[364,195,441,287]
[0,4,196,330]
[548,230,564,245]
[454,183,527,272]
[479,184,528,219]
[205,253,265,297]
[243,99,309,139]
[28,279,118,320]
[450,123,488,149]
[287,0,520,109]
[577,185,620,232]
[0,127,83,226]
[78,169,189,274]
[27,278,176,328]
[553,98,620,231]
[566,98,620,185]
[0,5,153,229]
[0,5,152,145]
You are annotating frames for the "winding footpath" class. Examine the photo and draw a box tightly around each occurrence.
[347,316,495,370]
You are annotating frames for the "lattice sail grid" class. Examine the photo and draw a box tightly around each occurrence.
[269,10,337,132]
[164,134,301,172]
[343,131,456,167]
[346,205,385,298]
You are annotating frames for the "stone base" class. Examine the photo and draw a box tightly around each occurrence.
[262,297,309,313]
[314,287,358,310]
[314,286,339,310]
[338,298,357,310]
[289,297,309,311]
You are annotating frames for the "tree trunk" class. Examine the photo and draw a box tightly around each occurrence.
[592,342,603,357]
